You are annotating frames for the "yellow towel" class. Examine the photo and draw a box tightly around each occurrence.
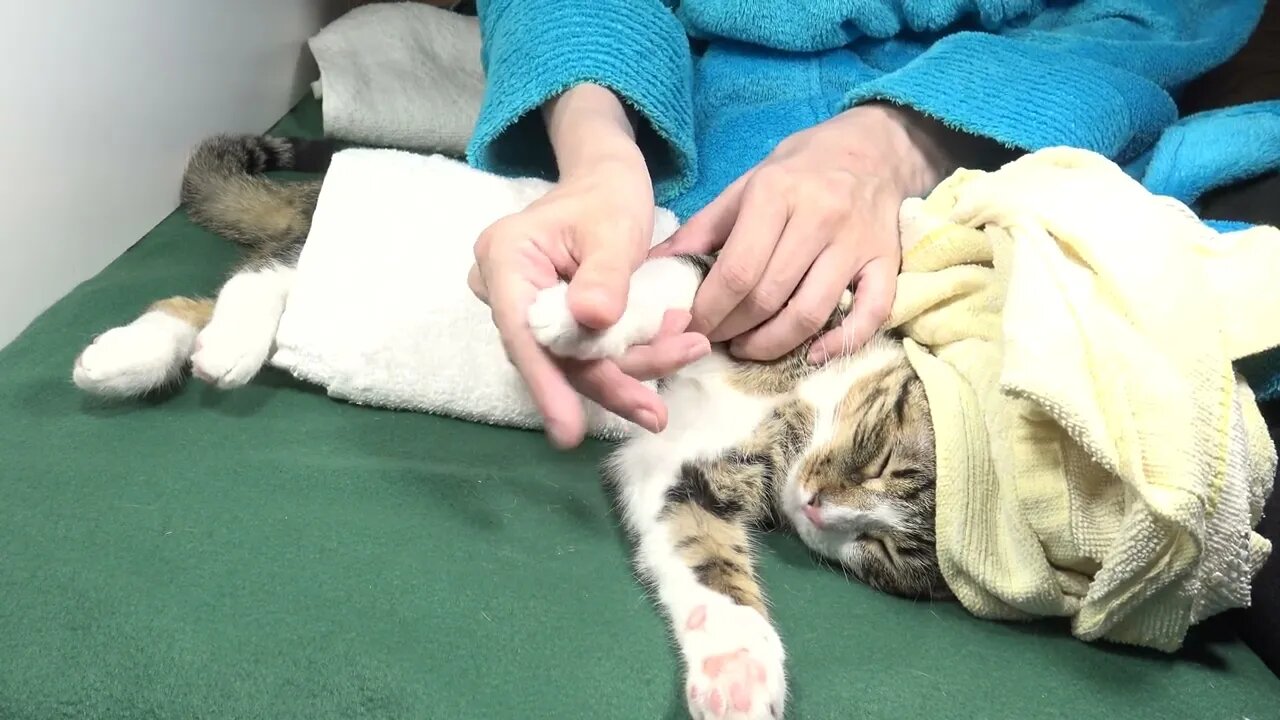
[889,147,1280,651]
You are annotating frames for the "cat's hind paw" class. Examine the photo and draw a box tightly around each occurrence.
[682,602,786,720]
[190,320,274,389]
[73,313,198,397]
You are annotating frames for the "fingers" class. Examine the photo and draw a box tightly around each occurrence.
[562,313,707,430]
[707,210,833,343]
[562,310,706,429]
[615,311,711,380]
[806,256,897,364]
[650,174,749,258]
[489,285,587,448]
[479,231,588,448]
[563,359,668,434]
[731,245,852,361]
[687,183,788,336]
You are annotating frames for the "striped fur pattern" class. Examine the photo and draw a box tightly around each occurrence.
[73,134,332,397]
[527,255,944,718]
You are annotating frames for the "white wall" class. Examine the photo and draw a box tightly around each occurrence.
[0,0,354,349]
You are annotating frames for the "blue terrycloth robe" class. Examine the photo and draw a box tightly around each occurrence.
[466,0,1280,398]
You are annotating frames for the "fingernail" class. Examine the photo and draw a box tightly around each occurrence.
[636,410,661,433]
[807,347,827,365]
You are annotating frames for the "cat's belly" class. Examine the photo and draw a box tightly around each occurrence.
[608,353,776,509]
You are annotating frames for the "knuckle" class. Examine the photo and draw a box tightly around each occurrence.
[866,295,892,321]
[814,177,854,215]
[716,261,759,296]
[750,165,791,194]
[745,284,785,315]
[859,285,894,320]
[792,304,831,334]
[473,232,493,261]
[475,219,518,260]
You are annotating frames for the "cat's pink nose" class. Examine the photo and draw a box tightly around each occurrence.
[803,500,826,529]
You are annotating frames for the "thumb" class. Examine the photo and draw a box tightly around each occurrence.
[567,225,645,330]
[649,173,748,258]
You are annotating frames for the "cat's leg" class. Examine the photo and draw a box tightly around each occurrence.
[528,254,710,359]
[189,260,294,389]
[610,453,786,720]
[74,296,213,397]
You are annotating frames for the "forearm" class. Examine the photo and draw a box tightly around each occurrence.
[469,0,695,200]
[543,84,648,179]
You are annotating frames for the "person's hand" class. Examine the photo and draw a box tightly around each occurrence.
[652,103,946,364]
[468,85,710,450]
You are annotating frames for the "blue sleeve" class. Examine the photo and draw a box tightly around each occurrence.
[844,0,1266,163]
[1139,100,1280,205]
[467,0,697,203]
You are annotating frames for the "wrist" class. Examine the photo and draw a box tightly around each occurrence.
[544,84,650,183]
[836,103,947,198]
[848,102,1020,193]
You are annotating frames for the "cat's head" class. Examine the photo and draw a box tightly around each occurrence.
[782,346,949,600]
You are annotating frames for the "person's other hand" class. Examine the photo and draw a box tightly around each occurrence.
[652,103,945,364]
[469,152,709,450]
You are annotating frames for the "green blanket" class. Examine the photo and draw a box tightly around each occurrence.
[1,98,1276,719]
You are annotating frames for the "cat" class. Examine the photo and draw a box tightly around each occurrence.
[73,134,947,720]
[532,255,945,718]
[73,134,334,396]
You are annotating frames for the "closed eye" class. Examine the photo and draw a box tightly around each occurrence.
[857,452,892,491]
[859,451,891,483]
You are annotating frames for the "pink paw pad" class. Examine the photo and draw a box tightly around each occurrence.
[686,605,708,632]
[708,689,725,716]
[699,649,768,713]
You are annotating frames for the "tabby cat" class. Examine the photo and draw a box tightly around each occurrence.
[73,135,334,395]
[73,135,946,720]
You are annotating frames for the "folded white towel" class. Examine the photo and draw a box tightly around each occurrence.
[270,147,681,441]
[307,2,485,156]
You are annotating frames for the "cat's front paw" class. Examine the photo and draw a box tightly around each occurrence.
[681,602,786,720]
[73,314,197,397]
[527,283,633,361]
[190,321,274,389]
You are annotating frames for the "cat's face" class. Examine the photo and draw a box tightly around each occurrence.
[782,362,949,600]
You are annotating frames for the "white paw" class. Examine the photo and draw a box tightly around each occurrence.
[527,283,634,360]
[73,313,196,396]
[190,320,274,389]
[681,602,786,720]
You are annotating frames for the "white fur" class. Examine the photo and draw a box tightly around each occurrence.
[73,311,198,396]
[191,265,294,389]
[530,255,921,718]
[529,256,701,360]
[74,264,296,398]
[608,351,786,719]
[531,258,794,719]
[785,344,909,565]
